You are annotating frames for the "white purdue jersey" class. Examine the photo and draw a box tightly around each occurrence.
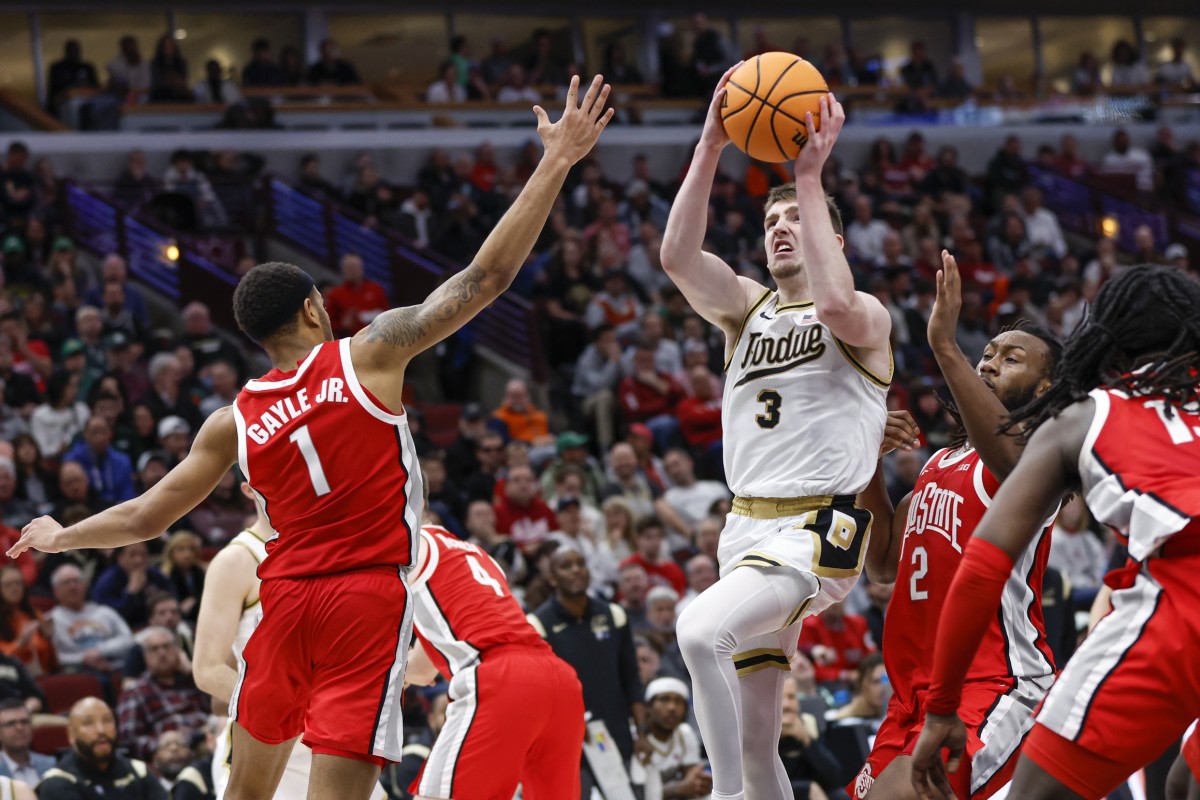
[723,290,889,497]
[228,529,269,657]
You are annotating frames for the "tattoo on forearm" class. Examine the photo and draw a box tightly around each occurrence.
[365,264,488,348]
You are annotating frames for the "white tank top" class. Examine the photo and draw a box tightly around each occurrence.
[722,291,889,497]
[227,529,269,661]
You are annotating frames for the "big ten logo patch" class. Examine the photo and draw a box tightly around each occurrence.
[854,763,875,798]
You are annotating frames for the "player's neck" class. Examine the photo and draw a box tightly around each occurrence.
[264,337,322,373]
[775,274,812,307]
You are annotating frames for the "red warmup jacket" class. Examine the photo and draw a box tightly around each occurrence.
[618,373,684,423]
[798,612,877,684]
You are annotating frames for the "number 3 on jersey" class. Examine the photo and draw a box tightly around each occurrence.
[756,389,782,429]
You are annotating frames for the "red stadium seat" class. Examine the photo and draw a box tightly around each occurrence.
[37,673,105,715]
[31,723,69,755]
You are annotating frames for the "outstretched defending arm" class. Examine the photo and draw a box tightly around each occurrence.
[353,75,613,373]
[791,95,891,351]
[660,62,765,337]
[8,407,238,557]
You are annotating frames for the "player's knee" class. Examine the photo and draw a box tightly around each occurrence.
[676,600,726,658]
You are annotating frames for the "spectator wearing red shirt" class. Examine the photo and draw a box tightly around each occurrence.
[324,252,389,337]
[493,464,557,556]
[470,142,498,193]
[676,365,722,450]
[619,340,685,452]
[582,197,632,259]
[798,602,876,686]
[620,517,685,596]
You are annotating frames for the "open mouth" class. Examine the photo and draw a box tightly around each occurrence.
[773,241,794,255]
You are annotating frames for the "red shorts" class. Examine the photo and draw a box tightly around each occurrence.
[412,645,585,800]
[1184,724,1200,783]
[1027,555,1200,798]
[233,566,412,765]
[850,675,1051,799]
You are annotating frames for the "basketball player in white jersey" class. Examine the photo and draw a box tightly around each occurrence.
[660,71,892,800]
[0,778,32,800]
[192,483,385,800]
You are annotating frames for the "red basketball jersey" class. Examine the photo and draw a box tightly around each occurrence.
[1081,387,1200,560]
[233,339,422,580]
[885,446,1056,704]
[410,526,549,678]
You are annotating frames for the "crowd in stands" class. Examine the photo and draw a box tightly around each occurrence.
[2,79,1200,792]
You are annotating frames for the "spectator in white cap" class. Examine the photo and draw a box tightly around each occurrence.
[1165,242,1191,272]
[631,676,711,800]
[645,585,688,683]
[156,416,190,466]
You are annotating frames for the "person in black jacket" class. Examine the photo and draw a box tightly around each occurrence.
[780,675,845,799]
[38,697,167,799]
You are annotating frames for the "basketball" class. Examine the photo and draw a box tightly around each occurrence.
[721,52,830,163]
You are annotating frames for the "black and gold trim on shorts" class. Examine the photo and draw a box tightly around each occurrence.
[780,596,814,630]
[724,289,774,372]
[732,647,791,677]
[732,550,789,570]
[794,504,875,578]
[832,335,893,389]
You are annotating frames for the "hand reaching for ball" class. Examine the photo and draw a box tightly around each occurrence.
[700,61,745,153]
[793,93,845,182]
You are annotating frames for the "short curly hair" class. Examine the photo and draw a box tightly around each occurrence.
[232,262,315,343]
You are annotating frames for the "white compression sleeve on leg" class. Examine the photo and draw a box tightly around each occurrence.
[676,566,817,800]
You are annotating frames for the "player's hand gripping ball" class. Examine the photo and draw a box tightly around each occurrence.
[721,52,830,163]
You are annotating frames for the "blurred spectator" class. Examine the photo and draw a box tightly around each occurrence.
[122,595,194,681]
[106,36,151,103]
[241,38,285,87]
[49,564,136,674]
[63,416,135,503]
[193,59,242,105]
[0,459,37,531]
[985,136,1028,212]
[297,154,336,199]
[629,678,710,800]
[1019,187,1067,260]
[1109,40,1149,87]
[306,39,361,86]
[620,518,685,595]
[799,602,876,686]
[863,580,892,656]
[938,57,973,99]
[53,459,104,519]
[151,729,192,791]
[618,341,684,451]
[0,566,54,674]
[346,167,399,226]
[540,432,606,505]
[492,378,553,450]
[31,370,89,461]
[1157,38,1195,89]
[643,586,687,681]
[530,545,644,773]
[113,151,159,209]
[116,626,209,762]
[676,365,722,454]
[324,253,389,338]
[161,532,204,622]
[1053,134,1090,179]
[1166,243,1191,273]
[149,35,191,103]
[549,495,617,595]
[397,188,434,248]
[845,196,891,266]
[677,554,717,613]
[1047,495,1107,596]
[0,340,39,418]
[47,40,99,115]
[496,65,541,104]
[426,61,464,103]
[1071,51,1103,95]
[0,699,54,784]
[40,698,164,796]
[493,464,557,556]
[481,38,512,86]
[662,448,729,530]
[278,45,305,86]
[779,676,843,799]
[462,430,504,503]
[636,636,662,686]
[524,29,568,86]
[620,314,681,379]
[447,35,472,89]
[92,542,174,629]
[0,652,43,713]
[197,361,238,418]
[1101,129,1154,192]
[163,150,227,229]
[691,14,731,94]
[1132,223,1159,263]
[829,653,887,722]
[1,143,34,230]
[187,468,246,546]
[604,43,644,84]
[987,213,1033,273]
[602,442,661,521]
[900,40,938,90]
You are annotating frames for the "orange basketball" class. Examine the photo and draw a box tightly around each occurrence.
[721,52,829,163]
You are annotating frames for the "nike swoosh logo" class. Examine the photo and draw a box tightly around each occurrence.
[759,311,774,321]
[552,623,568,633]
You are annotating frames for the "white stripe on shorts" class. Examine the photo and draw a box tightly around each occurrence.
[419,665,479,798]
[971,673,1055,793]
[370,569,415,762]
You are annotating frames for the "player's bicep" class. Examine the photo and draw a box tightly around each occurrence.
[974,404,1089,560]
[357,262,499,357]
[821,291,892,350]
[129,410,237,537]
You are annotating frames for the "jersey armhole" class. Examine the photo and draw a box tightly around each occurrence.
[409,529,440,590]
[723,289,774,373]
[338,338,408,424]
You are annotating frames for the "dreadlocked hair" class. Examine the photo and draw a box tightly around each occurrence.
[1002,264,1200,443]
[938,318,1063,450]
